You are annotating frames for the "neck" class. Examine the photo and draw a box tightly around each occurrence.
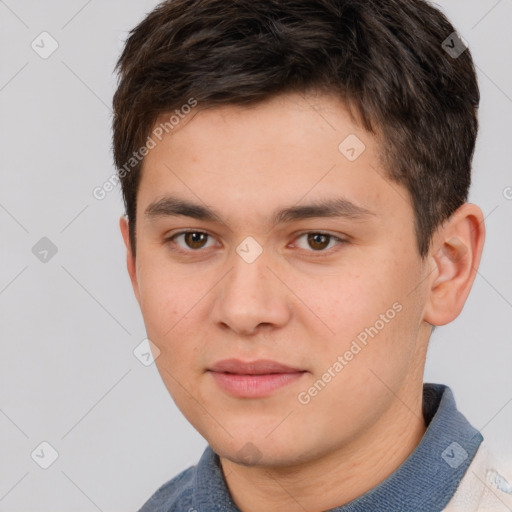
[220,384,427,512]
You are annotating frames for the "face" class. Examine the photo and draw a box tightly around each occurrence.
[122,92,432,467]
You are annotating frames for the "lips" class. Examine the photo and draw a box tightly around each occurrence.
[209,359,303,375]
[208,359,306,398]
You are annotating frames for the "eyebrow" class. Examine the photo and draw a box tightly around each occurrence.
[144,194,376,226]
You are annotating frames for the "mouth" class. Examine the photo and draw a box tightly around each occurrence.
[207,359,307,398]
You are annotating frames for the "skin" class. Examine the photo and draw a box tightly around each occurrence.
[120,91,485,512]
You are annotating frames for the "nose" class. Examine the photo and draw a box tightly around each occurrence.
[212,247,292,336]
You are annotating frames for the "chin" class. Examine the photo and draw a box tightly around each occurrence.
[206,431,319,469]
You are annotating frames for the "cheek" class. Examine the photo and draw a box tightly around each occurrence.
[137,268,204,408]
[292,252,423,369]
[288,264,393,340]
[136,254,200,352]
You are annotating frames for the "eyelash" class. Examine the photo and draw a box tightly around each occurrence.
[165,230,347,256]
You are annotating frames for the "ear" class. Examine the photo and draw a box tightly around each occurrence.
[423,203,485,326]
[119,215,140,303]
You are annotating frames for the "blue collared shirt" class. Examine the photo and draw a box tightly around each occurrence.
[138,383,483,511]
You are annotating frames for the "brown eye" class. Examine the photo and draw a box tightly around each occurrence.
[168,231,215,252]
[183,232,208,249]
[294,232,345,253]
[307,233,331,251]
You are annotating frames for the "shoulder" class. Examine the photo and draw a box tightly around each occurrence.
[137,465,196,512]
[443,442,512,512]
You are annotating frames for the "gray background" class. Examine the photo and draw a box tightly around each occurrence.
[0,1,511,511]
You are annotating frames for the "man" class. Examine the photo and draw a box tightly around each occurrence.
[112,0,512,510]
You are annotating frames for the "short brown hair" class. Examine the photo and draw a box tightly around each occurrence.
[112,0,479,257]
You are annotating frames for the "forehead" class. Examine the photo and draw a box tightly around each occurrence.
[137,92,412,228]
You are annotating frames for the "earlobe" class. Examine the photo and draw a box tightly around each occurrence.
[423,204,485,326]
[119,215,140,303]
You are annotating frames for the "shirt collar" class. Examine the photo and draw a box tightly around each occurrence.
[191,383,483,512]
